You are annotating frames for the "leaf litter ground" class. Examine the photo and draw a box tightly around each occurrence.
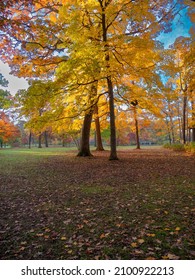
[0,147,194,260]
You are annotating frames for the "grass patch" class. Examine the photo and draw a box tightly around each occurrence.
[0,147,194,260]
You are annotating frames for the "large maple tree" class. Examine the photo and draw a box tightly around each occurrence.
[1,0,194,156]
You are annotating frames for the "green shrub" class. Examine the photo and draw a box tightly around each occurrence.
[171,143,185,151]
[163,143,171,149]
[164,142,195,153]
[184,142,195,154]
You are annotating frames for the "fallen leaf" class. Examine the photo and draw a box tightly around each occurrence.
[175,227,181,231]
[100,233,110,239]
[44,235,49,239]
[131,242,138,248]
[36,233,44,237]
[146,257,156,260]
[163,253,180,260]
[147,233,155,237]
[138,239,145,244]
[61,236,67,240]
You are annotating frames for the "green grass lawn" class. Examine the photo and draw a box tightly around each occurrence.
[0,147,194,260]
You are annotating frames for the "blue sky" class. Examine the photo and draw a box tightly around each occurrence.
[157,8,192,48]
[0,7,193,95]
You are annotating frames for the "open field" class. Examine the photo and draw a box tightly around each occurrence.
[0,147,195,260]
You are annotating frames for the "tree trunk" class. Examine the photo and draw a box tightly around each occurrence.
[133,106,140,149]
[38,133,42,148]
[101,6,118,160]
[107,76,118,160]
[77,112,93,157]
[177,101,182,142]
[44,131,48,147]
[165,117,172,144]
[28,131,32,149]
[182,94,187,144]
[94,103,104,151]
[191,100,195,142]
[94,131,97,147]
[77,83,99,157]
[192,128,195,142]
[62,137,65,147]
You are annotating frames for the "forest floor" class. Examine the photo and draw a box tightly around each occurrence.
[0,147,194,260]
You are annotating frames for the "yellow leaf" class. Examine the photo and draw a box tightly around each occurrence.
[131,242,138,248]
[175,227,180,231]
[61,236,67,240]
[146,257,156,260]
[167,253,179,260]
[138,239,145,244]
[147,233,155,237]
[36,233,44,237]
[162,255,169,260]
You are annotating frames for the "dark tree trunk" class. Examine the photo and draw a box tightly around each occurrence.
[133,106,140,149]
[28,131,32,149]
[192,128,195,142]
[191,100,195,142]
[0,140,3,148]
[38,133,42,148]
[94,131,97,147]
[62,138,65,147]
[94,104,104,151]
[44,131,48,147]
[107,77,118,160]
[77,112,93,157]
[182,94,187,144]
[101,7,118,160]
[77,83,98,157]
[165,117,172,144]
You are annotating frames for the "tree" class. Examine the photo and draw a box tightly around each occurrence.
[0,112,20,146]
[16,80,56,147]
[1,0,194,157]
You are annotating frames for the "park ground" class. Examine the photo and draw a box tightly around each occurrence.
[0,146,194,260]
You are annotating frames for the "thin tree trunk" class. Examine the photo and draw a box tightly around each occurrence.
[192,128,195,142]
[177,101,182,142]
[133,106,140,149]
[94,103,104,151]
[191,100,195,142]
[62,137,65,147]
[44,131,48,147]
[101,6,118,160]
[107,77,118,160]
[38,133,42,148]
[94,131,97,147]
[182,94,187,144]
[28,131,32,149]
[165,117,172,144]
